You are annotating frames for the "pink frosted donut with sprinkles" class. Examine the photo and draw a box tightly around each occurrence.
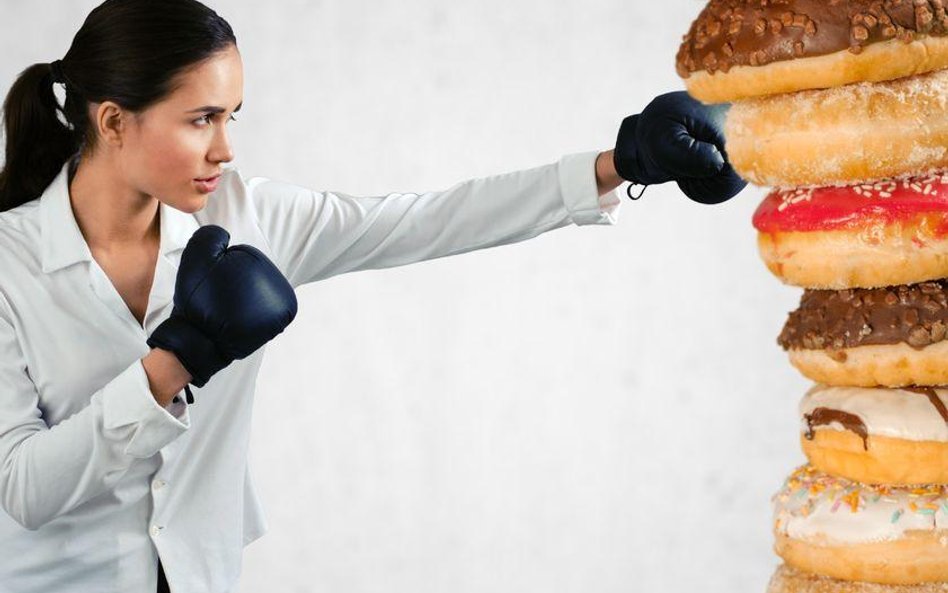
[753,172,948,289]
[772,465,948,586]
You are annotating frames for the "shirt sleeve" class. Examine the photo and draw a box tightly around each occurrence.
[0,296,191,531]
[244,151,622,288]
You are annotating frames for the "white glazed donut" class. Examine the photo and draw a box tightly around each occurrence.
[798,385,948,485]
[772,465,948,585]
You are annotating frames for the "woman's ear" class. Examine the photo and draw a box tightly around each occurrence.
[94,100,130,149]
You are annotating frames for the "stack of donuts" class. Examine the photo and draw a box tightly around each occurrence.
[676,1,948,592]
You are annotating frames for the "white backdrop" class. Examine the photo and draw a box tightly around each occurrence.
[0,1,811,591]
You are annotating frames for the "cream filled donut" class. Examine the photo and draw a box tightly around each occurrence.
[772,465,948,585]
[767,564,948,593]
[676,0,948,103]
[753,173,948,290]
[777,281,948,387]
[798,385,948,485]
[725,69,948,188]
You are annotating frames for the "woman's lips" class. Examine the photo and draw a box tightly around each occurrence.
[194,174,221,193]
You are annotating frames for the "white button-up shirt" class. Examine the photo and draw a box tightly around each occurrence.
[0,151,620,593]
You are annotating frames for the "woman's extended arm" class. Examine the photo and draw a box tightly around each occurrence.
[240,91,745,290]
[243,151,616,289]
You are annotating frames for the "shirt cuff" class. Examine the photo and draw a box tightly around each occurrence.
[557,151,621,226]
[100,359,191,458]
[164,393,189,420]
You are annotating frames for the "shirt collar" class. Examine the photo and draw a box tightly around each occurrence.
[40,157,199,274]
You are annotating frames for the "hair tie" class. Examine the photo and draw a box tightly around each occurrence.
[49,59,65,85]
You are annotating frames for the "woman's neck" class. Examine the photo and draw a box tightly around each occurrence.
[66,152,160,254]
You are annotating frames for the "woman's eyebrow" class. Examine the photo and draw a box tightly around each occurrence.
[187,101,243,114]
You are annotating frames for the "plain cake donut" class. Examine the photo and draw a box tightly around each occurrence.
[767,564,948,593]
[724,69,948,188]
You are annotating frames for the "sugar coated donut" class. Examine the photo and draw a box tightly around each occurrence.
[778,281,948,387]
[725,68,948,188]
[676,0,948,103]
[772,465,948,585]
[753,174,948,289]
[798,385,948,485]
[767,564,948,593]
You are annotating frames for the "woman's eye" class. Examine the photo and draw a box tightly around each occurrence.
[195,113,238,126]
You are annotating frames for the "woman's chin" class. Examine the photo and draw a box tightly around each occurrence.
[174,194,209,213]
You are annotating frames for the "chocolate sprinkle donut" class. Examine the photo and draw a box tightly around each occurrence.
[676,0,948,77]
[778,280,948,351]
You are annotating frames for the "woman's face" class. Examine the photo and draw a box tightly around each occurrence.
[116,44,244,213]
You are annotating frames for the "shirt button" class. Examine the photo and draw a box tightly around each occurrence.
[152,479,166,491]
[150,525,162,538]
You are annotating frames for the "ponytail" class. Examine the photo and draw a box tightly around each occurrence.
[0,63,81,212]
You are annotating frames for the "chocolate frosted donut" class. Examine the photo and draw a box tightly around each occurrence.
[778,283,948,353]
[777,281,948,387]
[677,0,948,102]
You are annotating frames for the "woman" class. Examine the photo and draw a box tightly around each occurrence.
[0,1,745,592]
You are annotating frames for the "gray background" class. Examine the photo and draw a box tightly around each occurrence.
[1,1,809,591]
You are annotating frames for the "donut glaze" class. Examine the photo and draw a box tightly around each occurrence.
[772,465,948,547]
[753,174,948,234]
[772,465,948,584]
[798,385,948,485]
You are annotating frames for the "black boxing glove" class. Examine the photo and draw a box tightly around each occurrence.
[146,225,298,402]
[613,91,747,205]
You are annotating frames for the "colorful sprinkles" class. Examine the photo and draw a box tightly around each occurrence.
[772,465,948,527]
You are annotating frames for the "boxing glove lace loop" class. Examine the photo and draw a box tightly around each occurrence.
[626,183,648,200]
